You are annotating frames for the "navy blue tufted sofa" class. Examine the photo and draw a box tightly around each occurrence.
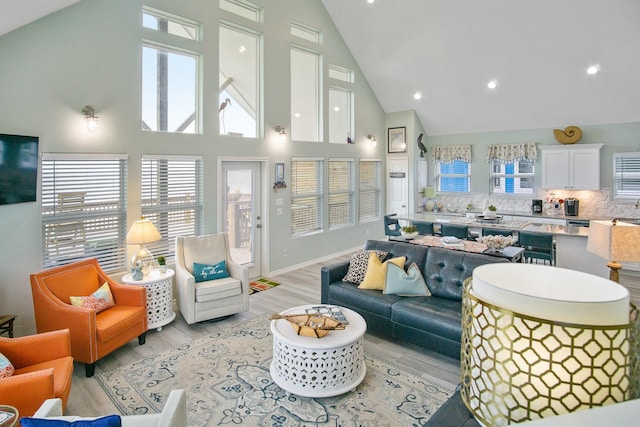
[320,239,508,359]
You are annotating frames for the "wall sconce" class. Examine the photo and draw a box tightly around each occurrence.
[82,105,99,132]
[367,134,377,147]
[275,125,287,140]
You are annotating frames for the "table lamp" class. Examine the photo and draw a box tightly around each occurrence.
[460,263,637,426]
[126,217,161,276]
[424,187,437,211]
[587,219,640,283]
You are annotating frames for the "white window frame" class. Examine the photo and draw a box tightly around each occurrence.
[41,153,128,272]
[329,158,355,229]
[435,160,471,193]
[291,158,324,237]
[141,155,204,262]
[290,46,322,142]
[359,159,382,222]
[489,159,535,195]
[613,152,640,200]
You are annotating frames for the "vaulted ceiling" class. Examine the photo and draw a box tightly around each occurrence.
[3,1,639,137]
[321,0,640,135]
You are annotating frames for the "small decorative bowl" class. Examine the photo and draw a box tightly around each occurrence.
[401,231,419,239]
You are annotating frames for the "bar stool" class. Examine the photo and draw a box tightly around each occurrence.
[413,220,435,235]
[518,231,555,265]
[383,214,402,239]
[481,227,513,237]
[440,224,469,239]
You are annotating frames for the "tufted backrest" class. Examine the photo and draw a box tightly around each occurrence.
[364,239,428,271]
[424,248,508,301]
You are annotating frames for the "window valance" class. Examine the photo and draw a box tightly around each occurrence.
[486,142,537,162]
[432,145,472,163]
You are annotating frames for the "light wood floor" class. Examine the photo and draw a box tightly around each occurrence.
[66,253,460,416]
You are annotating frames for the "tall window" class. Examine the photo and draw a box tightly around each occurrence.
[291,158,324,237]
[436,161,471,192]
[613,152,640,200]
[359,159,381,222]
[490,159,535,194]
[329,159,355,229]
[291,47,321,142]
[142,43,199,133]
[219,23,261,138]
[329,87,353,144]
[41,154,127,272]
[141,156,203,261]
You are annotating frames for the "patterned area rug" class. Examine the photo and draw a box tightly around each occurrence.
[96,315,452,426]
[249,277,281,294]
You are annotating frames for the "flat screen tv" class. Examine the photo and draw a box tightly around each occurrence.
[0,133,39,205]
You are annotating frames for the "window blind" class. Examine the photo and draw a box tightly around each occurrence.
[291,158,324,236]
[141,155,203,262]
[328,159,354,229]
[436,160,471,193]
[41,154,128,272]
[613,152,640,200]
[359,159,381,221]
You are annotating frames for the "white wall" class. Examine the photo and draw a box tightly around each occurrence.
[0,0,387,335]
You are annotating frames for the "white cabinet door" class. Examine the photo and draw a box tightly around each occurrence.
[541,149,569,189]
[540,144,602,190]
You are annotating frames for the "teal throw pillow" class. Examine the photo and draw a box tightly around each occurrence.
[383,262,431,296]
[20,415,122,427]
[193,260,229,283]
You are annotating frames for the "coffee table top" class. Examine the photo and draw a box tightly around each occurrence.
[270,305,366,348]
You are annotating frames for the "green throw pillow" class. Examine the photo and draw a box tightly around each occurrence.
[383,262,431,296]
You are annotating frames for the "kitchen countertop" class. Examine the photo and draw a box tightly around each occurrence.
[403,212,591,238]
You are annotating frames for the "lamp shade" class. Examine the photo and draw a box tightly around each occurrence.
[587,220,640,262]
[126,218,161,245]
[423,187,436,198]
[461,263,634,426]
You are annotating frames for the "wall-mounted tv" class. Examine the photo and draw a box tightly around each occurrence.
[0,133,39,205]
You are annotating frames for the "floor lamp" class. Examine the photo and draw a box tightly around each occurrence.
[587,219,640,283]
[460,263,636,426]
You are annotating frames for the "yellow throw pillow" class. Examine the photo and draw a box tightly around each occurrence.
[358,252,406,290]
[70,282,115,313]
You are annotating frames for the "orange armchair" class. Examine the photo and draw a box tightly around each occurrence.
[30,258,148,377]
[0,329,73,417]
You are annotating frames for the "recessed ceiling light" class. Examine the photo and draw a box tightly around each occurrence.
[333,106,340,112]
[294,113,301,118]
[487,80,498,89]
[414,92,422,100]
[239,45,246,54]
[367,0,375,4]
[587,65,599,75]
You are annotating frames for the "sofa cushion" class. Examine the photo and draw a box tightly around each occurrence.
[193,261,229,283]
[195,276,242,302]
[69,282,115,313]
[326,281,404,318]
[342,250,388,284]
[359,253,406,290]
[391,297,462,342]
[383,263,431,296]
[424,248,508,301]
[364,240,429,272]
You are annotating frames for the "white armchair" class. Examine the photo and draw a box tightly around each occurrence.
[175,233,249,324]
[29,389,187,427]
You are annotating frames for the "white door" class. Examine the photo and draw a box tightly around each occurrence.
[221,161,263,278]
[387,157,409,217]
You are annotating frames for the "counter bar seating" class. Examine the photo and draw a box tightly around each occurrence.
[481,227,513,237]
[383,214,402,238]
[413,220,435,235]
[440,223,469,239]
[518,230,555,265]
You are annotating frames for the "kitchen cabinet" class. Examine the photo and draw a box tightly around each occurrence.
[539,144,602,190]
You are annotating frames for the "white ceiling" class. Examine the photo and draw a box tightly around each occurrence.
[0,0,82,37]
[322,0,640,135]
[2,0,639,137]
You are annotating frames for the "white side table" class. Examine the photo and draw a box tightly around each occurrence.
[122,269,176,331]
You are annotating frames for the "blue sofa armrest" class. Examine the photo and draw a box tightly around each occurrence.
[320,261,350,303]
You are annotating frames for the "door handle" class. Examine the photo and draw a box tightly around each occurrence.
[256,224,262,228]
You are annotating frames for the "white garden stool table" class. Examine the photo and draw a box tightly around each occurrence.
[270,304,367,398]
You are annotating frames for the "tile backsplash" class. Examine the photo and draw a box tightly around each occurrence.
[422,188,640,219]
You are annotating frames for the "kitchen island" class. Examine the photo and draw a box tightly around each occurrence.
[399,212,606,277]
